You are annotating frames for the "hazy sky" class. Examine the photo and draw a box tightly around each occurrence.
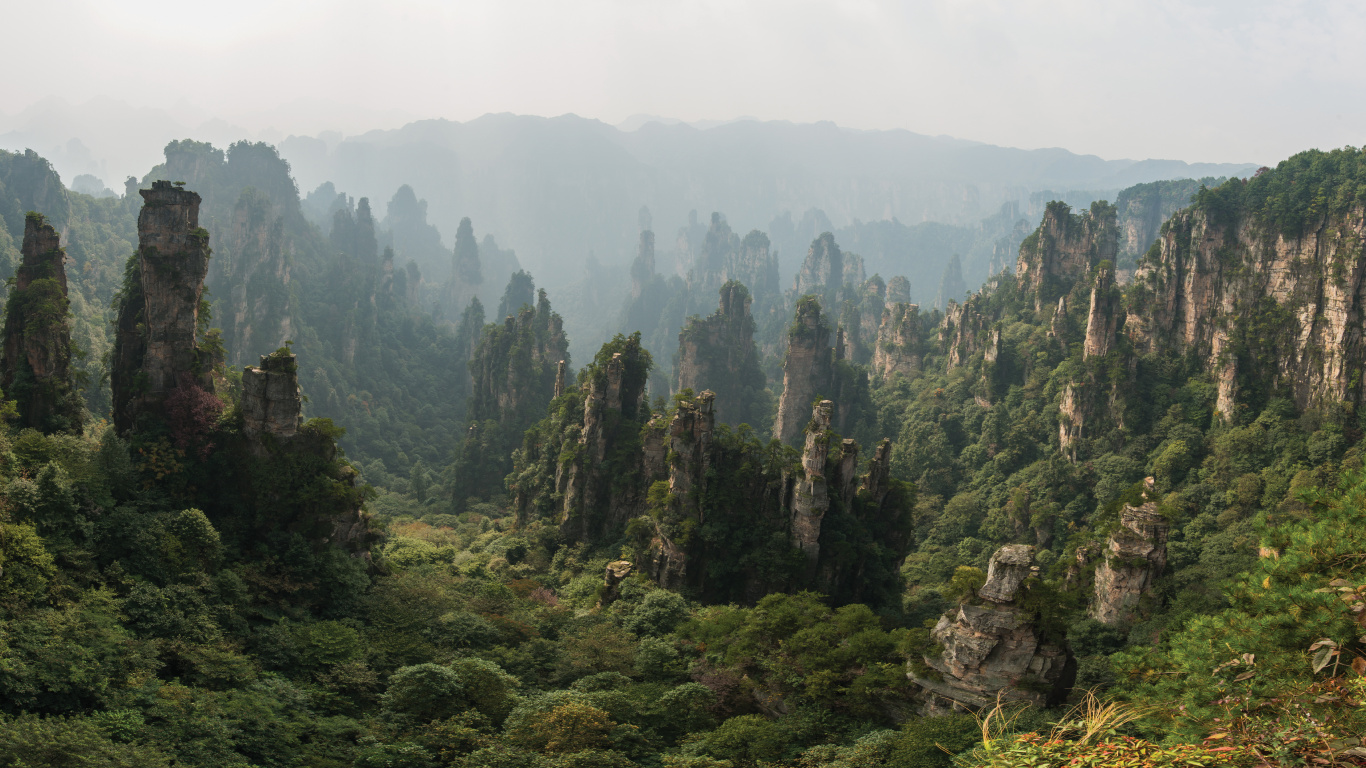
[3,0,1364,165]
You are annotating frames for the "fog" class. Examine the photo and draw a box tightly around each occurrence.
[4,0,1366,185]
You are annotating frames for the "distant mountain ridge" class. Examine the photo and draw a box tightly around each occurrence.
[276,114,1258,285]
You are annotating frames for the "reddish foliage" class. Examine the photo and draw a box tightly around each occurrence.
[164,372,225,459]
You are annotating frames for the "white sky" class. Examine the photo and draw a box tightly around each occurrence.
[3,0,1364,165]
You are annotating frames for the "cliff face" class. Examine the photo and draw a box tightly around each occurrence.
[447,216,483,316]
[215,189,293,366]
[1016,201,1118,310]
[942,300,991,371]
[1058,263,1128,460]
[1128,203,1366,416]
[793,232,866,308]
[0,213,82,432]
[790,400,834,562]
[773,297,834,445]
[1115,178,1205,267]
[111,181,216,435]
[675,281,767,426]
[916,545,1072,712]
[242,349,303,443]
[1090,486,1169,626]
[873,302,922,381]
[515,336,908,605]
[469,289,568,424]
[1082,262,1120,359]
[630,230,655,301]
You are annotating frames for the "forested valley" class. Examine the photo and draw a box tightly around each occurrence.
[3,137,1366,768]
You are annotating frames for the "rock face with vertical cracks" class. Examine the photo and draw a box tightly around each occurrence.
[242,350,302,444]
[774,297,834,445]
[790,400,834,562]
[216,189,292,366]
[112,181,216,435]
[1,213,82,433]
[1091,487,1169,625]
[1016,201,1118,311]
[873,302,922,381]
[916,544,1073,712]
[676,281,766,425]
[1127,201,1366,419]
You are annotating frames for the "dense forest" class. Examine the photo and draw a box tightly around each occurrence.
[2,138,1366,768]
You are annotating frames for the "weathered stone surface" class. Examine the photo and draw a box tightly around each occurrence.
[794,232,865,300]
[1129,204,1366,417]
[1016,201,1118,310]
[215,189,292,366]
[676,282,765,425]
[978,544,1036,603]
[917,545,1071,711]
[111,181,216,435]
[241,351,302,442]
[773,298,833,445]
[1058,384,1084,461]
[886,276,911,305]
[0,213,82,432]
[861,438,893,507]
[790,400,833,562]
[1083,263,1120,359]
[1091,483,1169,625]
[942,301,989,371]
[599,560,634,606]
[873,302,922,381]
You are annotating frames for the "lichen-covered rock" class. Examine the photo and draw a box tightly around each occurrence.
[242,350,302,442]
[111,180,217,436]
[1091,484,1169,625]
[916,544,1071,711]
[0,212,82,433]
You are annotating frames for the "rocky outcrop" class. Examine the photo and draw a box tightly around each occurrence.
[1091,482,1169,625]
[1115,179,1204,266]
[215,188,293,366]
[1082,262,1120,359]
[630,230,655,301]
[111,181,218,436]
[644,391,717,589]
[773,297,834,445]
[675,281,766,425]
[241,349,302,443]
[0,213,82,432]
[790,400,834,562]
[1127,199,1366,417]
[873,302,922,381]
[684,214,780,301]
[1057,263,1130,459]
[446,216,483,317]
[942,300,991,371]
[886,276,911,305]
[1016,201,1118,310]
[469,290,568,424]
[599,560,634,607]
[916,545,1072,711]
[793,232,865,306]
